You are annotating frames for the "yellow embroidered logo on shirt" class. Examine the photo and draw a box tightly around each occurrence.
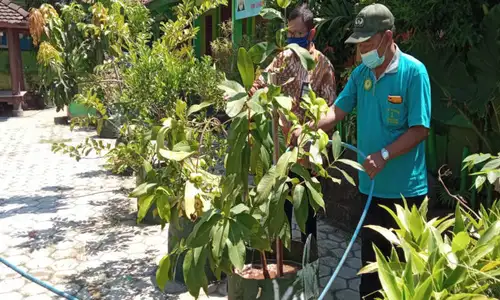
[387,108,401,125]
[364,79,372,91]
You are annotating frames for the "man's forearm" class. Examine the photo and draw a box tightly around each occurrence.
[309,105,347,133]
[385,126,429,160]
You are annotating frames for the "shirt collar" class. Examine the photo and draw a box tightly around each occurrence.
[385,44,401,74]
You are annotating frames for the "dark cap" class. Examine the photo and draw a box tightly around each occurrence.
[345,3,394,44]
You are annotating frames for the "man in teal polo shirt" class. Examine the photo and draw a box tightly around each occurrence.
[291,3,431,299]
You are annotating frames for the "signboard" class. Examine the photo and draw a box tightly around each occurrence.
[234,0,264,20]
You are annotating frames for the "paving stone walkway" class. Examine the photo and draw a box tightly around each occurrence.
[0,109,361,300]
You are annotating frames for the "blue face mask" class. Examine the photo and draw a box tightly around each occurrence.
[361,35,388,69]
[287,32,310,49]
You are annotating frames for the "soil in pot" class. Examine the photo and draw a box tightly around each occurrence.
[227,239,319,300]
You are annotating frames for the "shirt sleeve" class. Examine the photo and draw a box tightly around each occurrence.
[407,70,431,128]
[334,69,358,114]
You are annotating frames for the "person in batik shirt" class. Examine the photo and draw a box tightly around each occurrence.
[250,4,337,244]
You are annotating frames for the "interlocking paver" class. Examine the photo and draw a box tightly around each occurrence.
[0,109,362,299]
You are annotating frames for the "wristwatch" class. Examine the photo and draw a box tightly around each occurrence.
[381,148,390,161]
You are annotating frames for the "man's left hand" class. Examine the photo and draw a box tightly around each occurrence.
[363,152,386,179]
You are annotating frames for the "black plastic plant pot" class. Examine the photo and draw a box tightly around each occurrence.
[168,217,223,284]
[227,239,320,300]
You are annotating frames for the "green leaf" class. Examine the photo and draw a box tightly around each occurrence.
[137,195,155,223]
[225,92,247,118]
[477,220,500,247]
[305,181,324,210]
[231,203,250,215]
[247,100,264,115]
[183,247,208,298]
[219,80,246,97]
[276,148,298,177]
[365,225,400,245]
[331,131,342,160]
[187,101,214,116]
[463,153,491,164]
[156,191,171,223]
[276,0,292,9]
[158,149,195,161]
[237,47,255,90]
[413,276,433,300]
[293,184,308,233]
[156,255,171,290]
[248,42,278,64]
[453,205,465,234]
[336,159,364,171]
[260,8,283,20]
[480,157,500,172]
[130,182,157,198]
[226,237,246,270]
[285,43,316,71]
[184,181,199,220]
[274,96,293,111]
[254,167,277,205]
[212,219,229,261]
[188,212,222,248]
[374,245,402,300]
[451,231,470,253]
[358,262,378,275]
[334,166,356,186]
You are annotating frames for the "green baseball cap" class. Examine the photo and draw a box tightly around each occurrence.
[345,3,394,44]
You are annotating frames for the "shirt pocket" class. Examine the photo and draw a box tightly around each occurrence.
[381,94,408,130]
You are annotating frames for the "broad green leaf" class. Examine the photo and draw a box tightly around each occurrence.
[175,100,187,119]
[413,276,433,300]
[231,203,250,215]
[247,100,265,115]
[293,184,308,233]
[475,175,487,189]
[318,129,329,154]
[130,182,157,198]
[487,170,499,184]
[156,255,171,290]
[274,96,293,111]
[331,131,342,160]
[285,43,316,71]
[402,259,414,295]
[277,0,292,9]
[260,8,283,20]
[336,158,364,171]
[212,220,229,261]
[188,212,222,248]
[187,101,213,116]
[418,197,429,217]
[254,167,277,205]
[276,148,298,177]
[183,247,208,298]
[158,149,194,161]
[137,195,155,223]
[365,225,400,245]
[227,237,246,271]
[305,181,324,210]
[409,205,424,240]
[184,181,199,220]
[451,231,470,253]
[156,191,171,223]
[480,157,500,171]
[225,92,247,118]
[248,42,278,64]
[218,80,246,97]
[374,245,402,300]
[237,47,255,89]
